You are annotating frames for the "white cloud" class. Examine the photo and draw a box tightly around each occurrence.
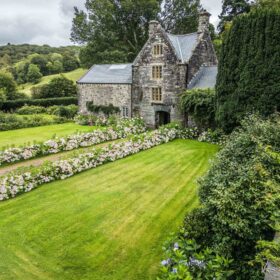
[201,0,222,27]
[0,0,83,46]
[0,0,222,46]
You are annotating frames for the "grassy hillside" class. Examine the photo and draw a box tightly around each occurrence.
[0,123,95,149]
[17,68,87,96]
[0,140,218,280]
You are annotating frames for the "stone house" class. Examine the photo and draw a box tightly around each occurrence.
[77,9,218,127]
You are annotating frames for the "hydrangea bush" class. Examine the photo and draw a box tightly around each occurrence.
[0,127,177,201]
[0,118,146,166]
[158,234,233,280]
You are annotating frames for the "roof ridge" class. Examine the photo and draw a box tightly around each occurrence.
[93,63,133,66]
[166,32,198,37]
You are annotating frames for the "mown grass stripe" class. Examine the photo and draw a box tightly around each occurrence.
[0,139,218,280]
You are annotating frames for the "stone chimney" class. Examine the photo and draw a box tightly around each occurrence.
[149,20,160,37]
[198,9,211,34]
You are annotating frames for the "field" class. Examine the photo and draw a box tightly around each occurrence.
[0,123,96,149]
[17,68,87,95]
[0,139,218,280]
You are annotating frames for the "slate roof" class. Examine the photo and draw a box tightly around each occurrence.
[167,32,198,62]
[77,64,133,84]
[188,65,218,89]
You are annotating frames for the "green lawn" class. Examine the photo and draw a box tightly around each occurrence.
[0,123,96,149]
[0,140,218,280]
[17,68,87,95]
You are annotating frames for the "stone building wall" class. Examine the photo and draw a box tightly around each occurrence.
[188,32,218,82]
[78,83,132,117]
[132,26,187,127]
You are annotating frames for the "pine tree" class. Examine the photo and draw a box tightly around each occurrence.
[216,8,280,132]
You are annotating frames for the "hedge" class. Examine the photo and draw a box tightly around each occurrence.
[1,97,78,111]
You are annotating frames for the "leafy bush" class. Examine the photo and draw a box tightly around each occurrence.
[181,88,216,130]
[158,237,233,280]
[1,97,78,111]
[32,76,77,99]
[48,105,78,119]
[16,105,47,115]
[160,115,280,279]
[74,114,117,126]
[0,113,67,131]
[86,102,120,116]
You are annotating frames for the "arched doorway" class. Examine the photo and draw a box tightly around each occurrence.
[155,111,170,128]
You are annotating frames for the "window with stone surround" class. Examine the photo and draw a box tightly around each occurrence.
[152,87,162,102]
[153,44,163,56]
[152,66,162,79]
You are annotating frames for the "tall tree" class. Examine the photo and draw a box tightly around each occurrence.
[216,8,280,132]
[71,0,161,67]
[218,0,252,32]
[160,0,201,34]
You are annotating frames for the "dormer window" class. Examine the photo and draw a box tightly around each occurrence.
[152,66,162,79]
[153,44,163,56]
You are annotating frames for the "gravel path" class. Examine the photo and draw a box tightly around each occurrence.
[0,139,121,177]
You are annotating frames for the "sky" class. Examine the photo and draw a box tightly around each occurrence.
[0,0,222,47]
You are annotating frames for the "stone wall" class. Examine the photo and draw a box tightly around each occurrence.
[265,233,280,280]
[132,26,186,127]
[188,32,218,82]
[78,83,132,117]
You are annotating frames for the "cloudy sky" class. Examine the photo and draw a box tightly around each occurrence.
[0,0,222,47]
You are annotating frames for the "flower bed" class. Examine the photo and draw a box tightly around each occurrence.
[0,127,177,201]
[0,118,146,166]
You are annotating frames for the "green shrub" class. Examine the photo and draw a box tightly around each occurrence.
[161,115,280,279]
[1,97,78,111]
[16,105,47,115]
[32,76,77,99]
[86,102,120,116]
[0,113,67,131]
[50,105,78,119]
[181,88,216,130]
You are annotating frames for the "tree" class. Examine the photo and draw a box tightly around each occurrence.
[0,71,17,100]
[254,0,280,8]
[26,64,42,84]
[71,0,160,66]
[216,8,280,132]
[35,76,77,99]
[47,60,64,74]
[30,54,49,75]
[62,53,80,72]
[160,0,201,34]
[218,0,252,32]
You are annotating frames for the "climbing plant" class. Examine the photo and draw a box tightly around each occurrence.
[86,102,120,116]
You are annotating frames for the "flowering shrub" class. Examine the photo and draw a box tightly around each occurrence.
[74,114,117,126]
[197,128,227,145]
[158,235,233,280]
[0,127,177,201]
[0,118,146,166]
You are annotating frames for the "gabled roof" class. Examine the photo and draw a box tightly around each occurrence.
[77,64,132,84]
[167,33,198,63]
[188,65,218,89]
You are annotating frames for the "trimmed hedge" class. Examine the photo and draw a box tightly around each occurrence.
[1,97,78,111]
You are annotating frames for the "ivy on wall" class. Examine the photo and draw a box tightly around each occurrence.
[181,88,216,130]
[86,102,120,116]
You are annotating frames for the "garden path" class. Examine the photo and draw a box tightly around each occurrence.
[0,139,122,177]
